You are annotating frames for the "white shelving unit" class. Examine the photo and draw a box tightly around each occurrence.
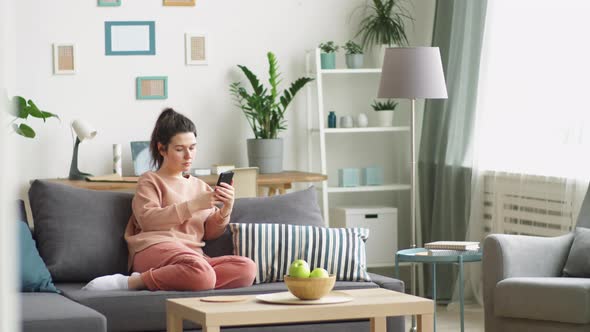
[306,48,411,224]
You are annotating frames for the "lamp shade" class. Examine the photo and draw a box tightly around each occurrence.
[71,119,97,141]
[378,47,448,99]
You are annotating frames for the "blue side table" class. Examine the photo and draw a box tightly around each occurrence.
[395,248,482,332]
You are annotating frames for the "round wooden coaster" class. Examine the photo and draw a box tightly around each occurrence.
[200,295,250,303]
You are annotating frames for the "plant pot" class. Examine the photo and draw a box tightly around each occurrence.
[345,54,364,69]
[376,111,394,127]
[371,44,397,68]
[247,138,283,173]
[320,53,336,69]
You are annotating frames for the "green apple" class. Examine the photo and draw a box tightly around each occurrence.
[288,259,311,278]
[309,267,329,278]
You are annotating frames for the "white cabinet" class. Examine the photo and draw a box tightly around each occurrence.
[306,48,410,225]
[331,206,398,267]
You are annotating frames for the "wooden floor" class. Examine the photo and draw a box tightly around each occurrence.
[404,304,484,332]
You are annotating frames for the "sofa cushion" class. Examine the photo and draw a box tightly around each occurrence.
[29,180,133,282]
[21,292,106,332]
[563,227,590,277]
[19,221,58,293]
[230,223,371,283]
[204,186,324,257]
[495,277,590,324]
[57,279,379,332]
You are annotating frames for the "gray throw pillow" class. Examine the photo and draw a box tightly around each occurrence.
[29,180,133,282]
[563,227,590,277]
[204,186,324,257]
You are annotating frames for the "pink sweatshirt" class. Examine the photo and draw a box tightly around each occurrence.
[124,171,229,268]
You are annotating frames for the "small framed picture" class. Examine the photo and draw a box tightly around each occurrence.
[163,0,195,6]
[105,21,156,56]
[185,33,207,65]
[136,76,168,100]
[98,0,121,6]
[53,43,76,75]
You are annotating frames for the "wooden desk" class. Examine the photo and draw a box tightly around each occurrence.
[46,171,327,196]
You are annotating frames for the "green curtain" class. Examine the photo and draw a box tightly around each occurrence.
[418,0,487,301]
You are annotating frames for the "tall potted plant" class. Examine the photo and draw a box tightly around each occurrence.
[230,52,314,173]
[355,0,413,67]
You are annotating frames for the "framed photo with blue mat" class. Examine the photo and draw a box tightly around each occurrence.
[136,76,168,100]
[105,21,155,56]
[130,141,156,176]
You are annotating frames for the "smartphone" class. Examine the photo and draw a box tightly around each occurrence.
[216,171,234,186]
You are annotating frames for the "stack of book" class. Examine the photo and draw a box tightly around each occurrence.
[422,241,480,256]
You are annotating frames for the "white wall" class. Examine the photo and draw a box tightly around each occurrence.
[12,0,435,201]
[9,0,349,193]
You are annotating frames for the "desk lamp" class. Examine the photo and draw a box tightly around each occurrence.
[69,119,97,180]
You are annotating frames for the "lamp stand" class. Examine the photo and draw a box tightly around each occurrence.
[69,137,93,180]
[410,97,418,332]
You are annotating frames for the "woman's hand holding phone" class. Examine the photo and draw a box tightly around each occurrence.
[215,182,235,217]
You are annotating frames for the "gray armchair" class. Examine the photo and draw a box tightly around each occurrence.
[483,190,590,332]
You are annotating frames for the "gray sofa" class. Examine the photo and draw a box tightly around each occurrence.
[483,188,590,331]
[22,180,406,332]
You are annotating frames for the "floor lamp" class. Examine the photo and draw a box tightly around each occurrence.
[378,47,448,331]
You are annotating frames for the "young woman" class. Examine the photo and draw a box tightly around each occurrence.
[83,108,257,291]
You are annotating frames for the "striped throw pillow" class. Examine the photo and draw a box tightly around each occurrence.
[229,223,371,284]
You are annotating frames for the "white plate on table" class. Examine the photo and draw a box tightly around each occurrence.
[256,291,353,305]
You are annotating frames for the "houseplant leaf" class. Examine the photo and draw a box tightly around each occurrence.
[13,123,36,138]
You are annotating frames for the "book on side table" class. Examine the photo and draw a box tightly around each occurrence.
[424,241,480,251]
[420,249,481,256]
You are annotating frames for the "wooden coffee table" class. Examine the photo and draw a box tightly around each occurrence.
[166,288,434,332]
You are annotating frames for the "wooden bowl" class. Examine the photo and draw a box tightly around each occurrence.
[283,275,336,300]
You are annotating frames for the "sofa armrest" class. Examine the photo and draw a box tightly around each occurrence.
[367,272,404,293]
[482,233,573,332]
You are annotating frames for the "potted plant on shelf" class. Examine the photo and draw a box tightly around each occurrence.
[342,40,364,69]
[230,52,314,173]
[354,0,413,67]
[371,99,398,127]
[9,96,59,138]
[318,41,339,70]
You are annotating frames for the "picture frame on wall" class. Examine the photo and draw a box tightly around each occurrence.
[185,33,207,65]
[163,0,195,6]
[105,21,155,56]
[136,76,168,100]
[98,0,121,6]
[53,43,76,75]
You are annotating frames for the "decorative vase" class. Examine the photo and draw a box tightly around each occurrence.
[340,116,353,128]
[247,138,283,174]
[376,111,394,127]
[345,54,364,69]
[328,111,337,128]
[357,113,368,127]
[320,53,336,69]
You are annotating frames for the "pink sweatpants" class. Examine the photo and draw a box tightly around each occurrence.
[133,242,257,291]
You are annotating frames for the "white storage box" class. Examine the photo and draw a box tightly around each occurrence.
[330,206,398,267]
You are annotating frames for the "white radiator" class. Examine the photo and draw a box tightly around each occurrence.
[483,173,576,237]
